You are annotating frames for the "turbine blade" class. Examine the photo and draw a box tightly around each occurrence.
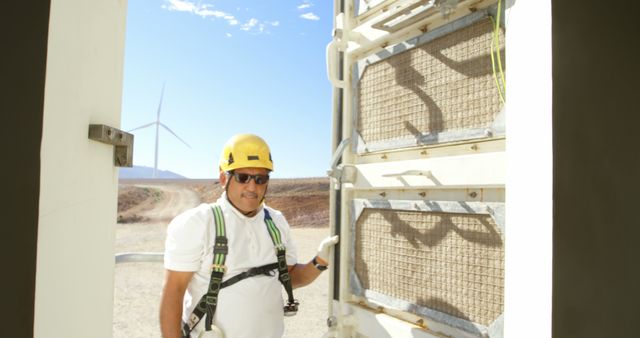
[160,123,191,148]
[128,121,156,132]
[156,83,166,121]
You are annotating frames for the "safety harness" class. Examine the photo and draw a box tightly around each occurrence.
[181,204,298,338]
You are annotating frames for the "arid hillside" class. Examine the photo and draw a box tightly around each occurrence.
[117,177,330,227]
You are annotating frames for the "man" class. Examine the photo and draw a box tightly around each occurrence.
[159,133,339,338]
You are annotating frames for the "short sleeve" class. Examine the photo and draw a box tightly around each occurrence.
[164,205,211,272]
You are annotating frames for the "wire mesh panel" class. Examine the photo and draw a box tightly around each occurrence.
[355,208,504,327]
[356,18,505,150]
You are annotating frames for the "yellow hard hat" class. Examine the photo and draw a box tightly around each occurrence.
[219,133,274,172]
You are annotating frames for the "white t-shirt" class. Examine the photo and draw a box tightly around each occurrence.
[164,193,298,338]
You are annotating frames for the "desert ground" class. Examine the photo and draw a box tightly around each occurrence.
[114,178,332,338]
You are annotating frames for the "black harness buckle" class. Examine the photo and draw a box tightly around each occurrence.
[213,237,228,255]
[283,299,299,317]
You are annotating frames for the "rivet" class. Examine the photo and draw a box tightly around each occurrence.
[381,154,388,159]
[420,150,427,155]
[379,192,386,197]
[419,192,426,197]
[327,316,338,328]
[471,144,478,151]
[469,191,478,198]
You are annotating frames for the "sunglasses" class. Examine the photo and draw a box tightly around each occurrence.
[231,172,270,185]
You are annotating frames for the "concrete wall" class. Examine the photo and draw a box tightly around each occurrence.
[33,0,128,337]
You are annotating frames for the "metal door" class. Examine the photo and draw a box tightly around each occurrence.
[327,1,505,337]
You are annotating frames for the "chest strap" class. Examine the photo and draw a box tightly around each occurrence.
[181,205,298,338]
[220,262,278,289]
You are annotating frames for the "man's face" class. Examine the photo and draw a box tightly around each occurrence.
[220,167,269,216]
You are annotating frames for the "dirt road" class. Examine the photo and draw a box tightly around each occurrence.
[118,183,201,224]
[113,183,331,337]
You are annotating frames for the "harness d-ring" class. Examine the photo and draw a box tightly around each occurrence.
[197,324,224,338]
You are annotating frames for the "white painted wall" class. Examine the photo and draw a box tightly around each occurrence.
[504,1,553,337]
[34,0,128,337]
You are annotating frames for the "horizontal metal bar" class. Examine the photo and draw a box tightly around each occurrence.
[115,252,164,264]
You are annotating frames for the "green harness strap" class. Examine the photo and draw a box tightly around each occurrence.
[264,208,299,316]
[182,205,227,337]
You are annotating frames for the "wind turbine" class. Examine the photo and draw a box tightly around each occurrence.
[128,84,190,178]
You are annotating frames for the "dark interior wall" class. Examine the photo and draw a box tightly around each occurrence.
[552,1,640,337]
[0,2,50,337]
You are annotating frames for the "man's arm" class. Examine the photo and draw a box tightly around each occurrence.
[289,235,338,288]
[159,270,194,338]
[289,256,327,289]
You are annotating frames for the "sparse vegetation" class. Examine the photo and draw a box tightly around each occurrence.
[117,185,164,223]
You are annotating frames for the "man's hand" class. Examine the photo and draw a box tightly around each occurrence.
[316,235,339,263]
[290,235,340,288]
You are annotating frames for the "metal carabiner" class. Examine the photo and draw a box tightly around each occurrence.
[197,324,224,338]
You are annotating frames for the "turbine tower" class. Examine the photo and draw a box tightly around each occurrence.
[128,84,190,178]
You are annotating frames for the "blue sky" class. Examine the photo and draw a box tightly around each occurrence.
[121,0,334,179]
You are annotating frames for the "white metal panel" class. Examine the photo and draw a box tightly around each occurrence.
[353,151,505,189]
[504,1,553,338]
[34,0,127,337]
